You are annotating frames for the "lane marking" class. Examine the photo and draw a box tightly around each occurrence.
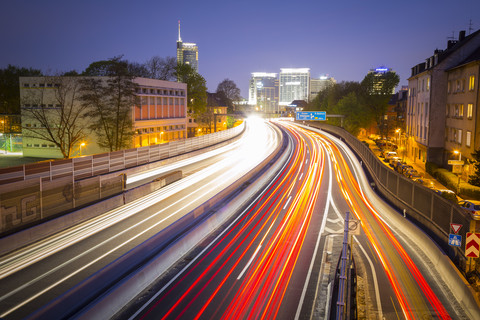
[283,196,292,210]
[237,245,262,280]
[356,238,383,319]
[299,172,304,181]
[390,296,401,320]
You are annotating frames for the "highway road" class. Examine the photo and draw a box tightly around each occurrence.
[117,121,476,320]
[0,118,282,320]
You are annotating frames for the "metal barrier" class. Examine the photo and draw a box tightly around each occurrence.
[0,123,245,185]
[0,124,245,236]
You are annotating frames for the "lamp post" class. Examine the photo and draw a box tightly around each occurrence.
[453,150,462,194]
[79,142,85,156]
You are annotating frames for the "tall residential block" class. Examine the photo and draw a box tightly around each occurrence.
[248,72,279,113]
[279,68,310,106]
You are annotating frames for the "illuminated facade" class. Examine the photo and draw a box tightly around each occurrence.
[176,21,198,71]
[20,77,187,158]
[279,68,310,106]
[248,72,279,113]
[367,66,396,95]
[310,75,336,100]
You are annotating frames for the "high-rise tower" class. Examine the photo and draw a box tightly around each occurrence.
[176,21,199,71]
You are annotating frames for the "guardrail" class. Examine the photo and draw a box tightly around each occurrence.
[0,123,245,185]
[0,124,245,236]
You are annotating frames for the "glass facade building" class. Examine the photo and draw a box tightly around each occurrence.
[176,22,198,71]
[279,68,310,106]
[248,72,279,113]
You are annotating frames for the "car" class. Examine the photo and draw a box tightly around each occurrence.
[385,151,397,160]
[412,178,434,188]
[457,200,480,220]
[404,168,419,178]
[434,189,458,203]
[397,164,413,174]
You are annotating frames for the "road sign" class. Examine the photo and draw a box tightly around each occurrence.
[296,111,326,121]
[450,223,462,234]
[348,219,361,235]
[449,234,462,247]
[448,160,465,165]
[466,232,480,258]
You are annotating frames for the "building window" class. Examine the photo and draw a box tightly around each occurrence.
[458,129,462,144]
[469,75,475,91]
[23,83,30,87]
[448,81,451,93]
[426,77,430,91]
[466,131,472,147]
[467,104,473,119]
[459,104,464,117]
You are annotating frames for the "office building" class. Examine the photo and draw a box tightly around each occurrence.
[310,75,336,100]
[279,68,310,106]
[248,72,279,113]
[176,21,198,71]
[20,76,187,158]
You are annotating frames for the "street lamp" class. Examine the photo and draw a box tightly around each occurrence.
[453,150,462,194]
[80,142,85,156]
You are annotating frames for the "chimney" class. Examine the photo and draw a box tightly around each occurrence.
[459,30,466,41]
[447,40,458,49]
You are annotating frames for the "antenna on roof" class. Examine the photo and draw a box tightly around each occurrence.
[178,20,182,42]
[468,19,474,35]
[447,31,455,41]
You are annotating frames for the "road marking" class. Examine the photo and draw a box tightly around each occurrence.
[299,172,304,180]
[356,238,383,320]
[390,296,401,320]
[283,196,292,210]
[237,245,262,280]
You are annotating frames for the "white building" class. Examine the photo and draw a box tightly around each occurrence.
[248,72,278,113]
[279,68,310,106]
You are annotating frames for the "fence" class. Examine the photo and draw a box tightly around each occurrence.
[0,124,245,236]
[308,122,471,269]
[0,123,245,185]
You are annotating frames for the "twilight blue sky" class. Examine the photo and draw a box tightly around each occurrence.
[1,0,480,97]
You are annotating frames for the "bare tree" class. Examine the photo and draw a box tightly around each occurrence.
[21,76,88,158]
[80,75,137,152]
[216,79,241,112]
[145,56,177,81]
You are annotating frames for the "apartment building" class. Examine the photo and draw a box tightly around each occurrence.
[406,29,480,167]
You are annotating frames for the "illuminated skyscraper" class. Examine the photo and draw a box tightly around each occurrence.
[310,75,336,100]
[248,72,279,113]
[279,68,310,106]
[176,21,198,71]
[367,66,395,94]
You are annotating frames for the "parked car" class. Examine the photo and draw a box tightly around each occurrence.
[404,168,419,178]
[397,164,413,174]
[412,178,434,188]
[434,189,458,203]
[385,151,397,160]
[458,200,480,220]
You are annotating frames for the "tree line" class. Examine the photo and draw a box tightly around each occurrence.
[0,56,241,158]
[305,71,399,137]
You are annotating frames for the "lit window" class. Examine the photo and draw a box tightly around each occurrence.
[470,75,475,91]
[458,129,462,144]
[459,104,464,117]
[467,104,473,118]
[426,77,430,91]
[466,131,472,147]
